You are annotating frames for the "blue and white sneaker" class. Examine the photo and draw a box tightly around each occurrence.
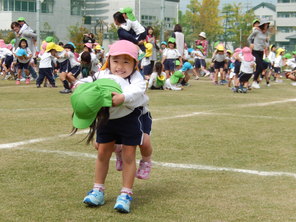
[83,189,105,206]
[114,193,132,213]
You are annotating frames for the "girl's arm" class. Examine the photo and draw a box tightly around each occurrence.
[147,73,157,89]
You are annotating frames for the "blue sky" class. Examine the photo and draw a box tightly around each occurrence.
[180,0,276,12]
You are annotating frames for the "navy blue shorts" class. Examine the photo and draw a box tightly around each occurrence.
[96,108,144,146]
[163,59,176,71]
[195,58,206,68]
[17,61,29,70]
[238,72,252,82]
[141,112,152,135]
[59,60,69,73]
[234,60,241,74]
[69,65,81,78]
[214,61,225,69]
[4,55,13,68]
[273,67,281,74]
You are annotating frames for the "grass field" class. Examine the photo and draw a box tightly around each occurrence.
[1,76,296,222]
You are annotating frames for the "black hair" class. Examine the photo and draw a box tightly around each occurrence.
[11,21,20,29]
[146,26,154,36]
[81,51,91,64]
[154,62,163,77]
[259,23,269,31]
[174,24,182,32]
[71,107,110,145]
[113,11,126,24]
[58,42,64,46]
[19,38,28,48]
[64,44,74,52]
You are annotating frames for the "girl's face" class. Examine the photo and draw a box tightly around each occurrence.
[83,47,91,52]
[20,41,27,48]
[148,28,153,35]
[168,43,174,49]
[161,44,166,49]
[110,54,135,78]
[50,49,57,56]
[217,50,224,55]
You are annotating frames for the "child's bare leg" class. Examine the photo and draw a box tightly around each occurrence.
[94,142,115,184]
[139,134,152,162]
[121,145,137,189]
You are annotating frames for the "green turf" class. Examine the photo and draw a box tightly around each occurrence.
[1,77,296,221]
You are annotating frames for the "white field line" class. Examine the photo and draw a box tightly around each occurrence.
[1,97,296,179]
[9,147,296,179]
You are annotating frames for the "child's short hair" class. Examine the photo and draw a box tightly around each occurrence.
[81,51,91,64]
[113,11,126,24]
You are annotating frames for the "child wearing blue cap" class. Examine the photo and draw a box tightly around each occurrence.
[14,38,32,85]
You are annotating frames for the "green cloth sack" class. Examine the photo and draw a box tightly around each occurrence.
[170,71,185,85]
[71,78,122,129]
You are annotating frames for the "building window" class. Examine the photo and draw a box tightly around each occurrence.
[277,26,296,33]
[141,14,156,27]
[3,0,43,12]
[41,0,54,13]
[278,12,296,17]
[278,0,290,3]
[71,0,84,15]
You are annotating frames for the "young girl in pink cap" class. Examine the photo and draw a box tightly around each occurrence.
[73,40,152,213]
[234,47,256,93]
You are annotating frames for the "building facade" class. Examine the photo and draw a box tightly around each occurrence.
[276,0,296,50]
[0,0,179,44]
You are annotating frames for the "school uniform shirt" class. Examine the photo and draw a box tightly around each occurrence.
[0,47,13,59]
[268,51,276,65]
[213,53,226,62]
[163,48,181,59]
[15,47,32,63]
[75,69,148,119]
[193,50,205,60]
[239,55,255,74]
[286,58,296,70]
[66,51,80,68]
[148,71,166,88]
[56,50,68,63]
[274,56,283,68]
[120,19,145,35]
[39,52,56,68]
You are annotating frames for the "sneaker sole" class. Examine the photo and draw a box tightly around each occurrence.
[83,198,105,206]
[114,204,129,213]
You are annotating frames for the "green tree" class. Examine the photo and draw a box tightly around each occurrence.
[180,0,223,47]
[67,24,90,52]
[222,3,257,48]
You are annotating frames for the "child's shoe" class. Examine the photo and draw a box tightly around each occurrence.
[83,189,105,206]
[136,160,152,179]
[114,193,132,213]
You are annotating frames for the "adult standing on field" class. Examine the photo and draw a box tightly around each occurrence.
[172,24,185,59]
[195,32,208,56]
[247,19,270,89]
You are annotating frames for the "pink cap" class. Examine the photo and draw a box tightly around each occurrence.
[84,43,93,49]
[6,44,12,50]
[108,40,139,61]
[242,47,254,62]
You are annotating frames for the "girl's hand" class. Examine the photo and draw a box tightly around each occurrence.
[112,92,124,106]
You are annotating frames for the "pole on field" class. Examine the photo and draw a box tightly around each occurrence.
[36,0,41,48]
[160,0,165,42]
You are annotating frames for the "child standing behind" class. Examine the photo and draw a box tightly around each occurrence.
[148,61,166,89]
[234,47,256,93]
[14,38,32,85]
[212,44,227,85]
[274,48,285,83]
[36,42,63,88]
[162,37,182,78]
